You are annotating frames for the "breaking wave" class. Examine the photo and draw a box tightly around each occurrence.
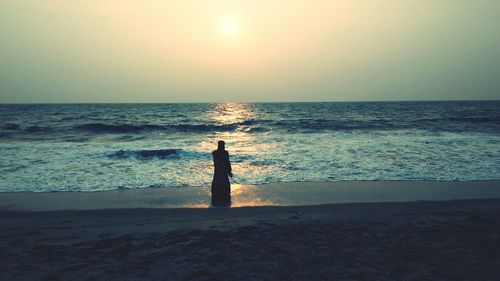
[108,149,180,160]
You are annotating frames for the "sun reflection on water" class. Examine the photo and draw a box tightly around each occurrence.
[198,103,263,155]
[229,184,277,207]
[182,103,278,201]
[208,103,255,125]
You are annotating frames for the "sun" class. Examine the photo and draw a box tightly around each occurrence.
[219,16,240,37]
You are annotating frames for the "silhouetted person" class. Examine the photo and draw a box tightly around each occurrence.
[211,140,232,207]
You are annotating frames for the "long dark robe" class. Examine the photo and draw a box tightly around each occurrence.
[211,149,232,206]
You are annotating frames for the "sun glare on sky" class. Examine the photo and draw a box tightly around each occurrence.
[219,16,240,37]
[1,1,499,102]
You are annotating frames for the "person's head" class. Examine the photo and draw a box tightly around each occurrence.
[217,140,225,151]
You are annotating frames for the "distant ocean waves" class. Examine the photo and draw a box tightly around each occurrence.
[1,115,499,139]
[1,122,242,134]
[0,102,499,192]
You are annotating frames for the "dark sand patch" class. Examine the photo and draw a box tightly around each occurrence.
[0,199,499,280]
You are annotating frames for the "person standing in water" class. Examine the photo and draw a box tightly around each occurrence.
[211,140,233,206]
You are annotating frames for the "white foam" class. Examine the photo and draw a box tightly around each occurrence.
[0,129,499,192]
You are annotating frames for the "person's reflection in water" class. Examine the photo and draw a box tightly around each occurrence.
[211,140,233,207]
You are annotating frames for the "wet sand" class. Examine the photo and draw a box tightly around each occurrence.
[1,180,500,210]
[1,181,500,280]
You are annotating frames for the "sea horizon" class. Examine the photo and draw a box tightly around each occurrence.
[1,99,499,105]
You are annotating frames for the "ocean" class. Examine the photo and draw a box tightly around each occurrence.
[1,101,499,192]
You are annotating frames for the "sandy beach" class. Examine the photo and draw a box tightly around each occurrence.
[1,181,500,281]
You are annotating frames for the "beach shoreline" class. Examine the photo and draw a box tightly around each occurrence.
[0,180,499,211]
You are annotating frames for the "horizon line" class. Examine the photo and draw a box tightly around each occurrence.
[1,98,499,105]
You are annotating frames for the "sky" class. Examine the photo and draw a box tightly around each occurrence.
[0,0,499,103]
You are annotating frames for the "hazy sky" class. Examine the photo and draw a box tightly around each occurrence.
[1,0,499,103]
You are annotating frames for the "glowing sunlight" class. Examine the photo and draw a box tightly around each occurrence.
[219,16,240,37]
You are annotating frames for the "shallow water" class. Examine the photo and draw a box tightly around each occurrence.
[1,101,499,192]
